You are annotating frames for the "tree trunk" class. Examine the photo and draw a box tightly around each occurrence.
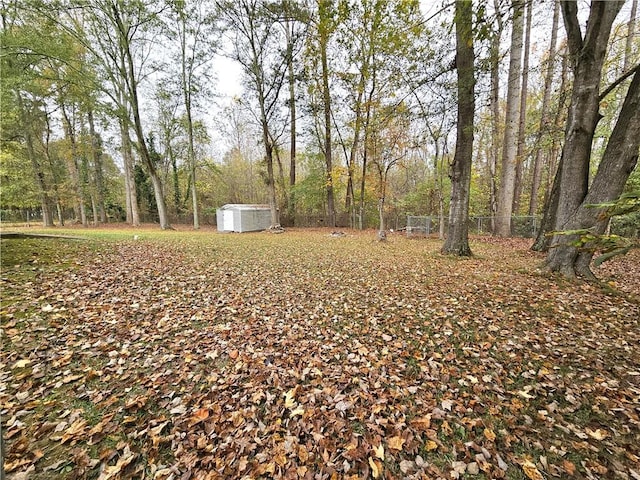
[623,0,638,73]
[442,0,474,256]
[495,0,524,236]
[377,198,386,241]
[574,74,640,276]
[286,20,297,225]
[488,0,503,233]
[16,92,54,227]
[513,0,532,215]
[529,0,559,216]
[120,118,140,226]
[320,18,336,228]
[87,109,107,223]
[117,8,171,230]
[545,1,625,275]
[180,20,199,230]
[60,104,88,226]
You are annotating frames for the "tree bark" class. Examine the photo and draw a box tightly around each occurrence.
[442,0,474,256]
[120,117,140,226]
[113,2,171,230]
[286,19,297,225]
[573,71,640,276]
[488,0,503,233]
[87,109,107,223]
[545,1,625,275]
[319,13,336,228]
[495,0,524,236]
[178,12,200,230]
[623,0,638,73]
[60,103,88,226]
[16,91,53,227]
[513,0,532,215]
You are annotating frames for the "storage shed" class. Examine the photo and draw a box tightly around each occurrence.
[216,204,272,233]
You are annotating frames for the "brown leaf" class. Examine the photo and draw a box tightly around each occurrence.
[563,460,576,476]
[188,408,210,426]
[522,459,544,480]
[387,435,404,451]
[484,428,496,442]
[372,443,384,460]
[368,457,382,479]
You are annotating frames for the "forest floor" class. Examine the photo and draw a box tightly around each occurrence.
[1,226,639,480]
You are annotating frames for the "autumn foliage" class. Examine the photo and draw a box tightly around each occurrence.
[1,229,639,479]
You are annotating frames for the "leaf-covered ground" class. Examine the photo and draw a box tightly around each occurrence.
[2,228,639,480]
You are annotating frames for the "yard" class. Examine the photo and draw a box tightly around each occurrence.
[1,227,639,479]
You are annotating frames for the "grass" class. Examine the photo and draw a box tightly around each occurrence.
[1,225,639,479]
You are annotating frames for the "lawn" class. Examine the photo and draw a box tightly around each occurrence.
[1,227,639,480]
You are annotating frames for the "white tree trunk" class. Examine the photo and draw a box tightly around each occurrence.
[495,0,524,236]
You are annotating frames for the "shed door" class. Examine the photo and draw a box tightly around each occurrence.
[223,210,234,231]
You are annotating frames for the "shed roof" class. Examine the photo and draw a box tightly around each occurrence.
[218,204,270,211]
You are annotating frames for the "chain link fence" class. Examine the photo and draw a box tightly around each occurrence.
[406,216,542,238]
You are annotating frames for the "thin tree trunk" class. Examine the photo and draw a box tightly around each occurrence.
[286,20,297,225]
[120,118,140,226]
[180,22,199,230]
[17,92,53,227]
[320,18,336,228]
[529,0,559,216]
[495,0,524,236]
[442,0,474,256]
[90,194,98,226]
[623,0,638,73]
[169,145,181,214]
[489,0,503,233]
[60,104,88,226]
[513,0,532,215]
[531,48,569,252]
[116,9,171,230]
[87,109,107,223]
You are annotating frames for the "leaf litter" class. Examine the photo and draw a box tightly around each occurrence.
[1,231,639,479]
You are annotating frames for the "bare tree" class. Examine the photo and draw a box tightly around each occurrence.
[220,0,288,228]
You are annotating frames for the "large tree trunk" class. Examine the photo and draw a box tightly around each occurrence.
[442,0,474,256]
[529,0,559,216]
[544,1,625,276]
[495,0,524,236]
[573,71,640,276]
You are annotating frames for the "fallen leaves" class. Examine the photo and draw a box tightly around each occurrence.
[1,231,639,479]
[522,459,544,480]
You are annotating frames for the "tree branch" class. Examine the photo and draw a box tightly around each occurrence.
[599,63,640,101]
[560,1,582,59]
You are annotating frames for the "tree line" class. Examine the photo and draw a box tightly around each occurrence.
[1,0,639,277]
